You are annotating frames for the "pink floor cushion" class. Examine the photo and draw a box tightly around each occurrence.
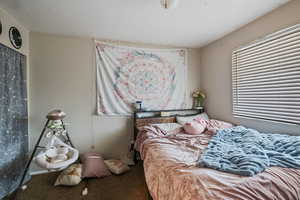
[81,152,111,178]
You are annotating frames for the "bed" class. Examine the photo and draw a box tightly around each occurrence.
[134,110,300,200]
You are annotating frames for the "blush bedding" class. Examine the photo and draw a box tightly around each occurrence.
[135,126,300,200]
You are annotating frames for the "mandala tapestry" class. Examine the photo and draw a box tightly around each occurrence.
[95,41,187,116]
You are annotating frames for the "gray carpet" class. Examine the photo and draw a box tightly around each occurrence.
[9,163,149,200]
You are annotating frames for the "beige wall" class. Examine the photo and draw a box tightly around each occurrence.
[29,32,201,158]
[200,0,300,135]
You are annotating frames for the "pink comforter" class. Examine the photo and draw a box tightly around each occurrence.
[136,127,300,200]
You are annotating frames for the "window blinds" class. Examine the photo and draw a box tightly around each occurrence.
[232,24,300,125]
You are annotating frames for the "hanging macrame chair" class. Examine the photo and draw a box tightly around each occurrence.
[34,135,79,170]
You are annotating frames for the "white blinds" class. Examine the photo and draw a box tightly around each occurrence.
[232,24,300,125]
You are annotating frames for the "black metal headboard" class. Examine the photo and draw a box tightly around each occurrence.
[132,108,204,163]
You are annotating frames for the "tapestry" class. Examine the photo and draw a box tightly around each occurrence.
[95,41,187,115]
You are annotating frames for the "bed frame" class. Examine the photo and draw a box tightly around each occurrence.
[133,108,204,163]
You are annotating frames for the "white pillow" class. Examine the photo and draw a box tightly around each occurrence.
[176,113,209,125]
[152,123,182,134]
[54,164,82,186]
[104,160,130,175]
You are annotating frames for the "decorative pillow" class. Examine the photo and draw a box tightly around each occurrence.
[193,117,209,127]
[81,152,111,178]
[207,119,234,133]
[104,159,130,175]
[183,121,206,135]
[176,113,209,125]
[152,123,183,135]
[54,163,82,186]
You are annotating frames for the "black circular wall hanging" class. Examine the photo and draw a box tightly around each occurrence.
[0,20,2,35]
[9,26,22,49]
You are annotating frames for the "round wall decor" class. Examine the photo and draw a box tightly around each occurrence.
[9,27,22,49]
[0,20,2,35]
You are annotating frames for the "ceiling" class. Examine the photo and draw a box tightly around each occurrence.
[0,0,290,47]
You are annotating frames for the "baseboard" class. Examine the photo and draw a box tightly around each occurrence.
[29,170,50,176]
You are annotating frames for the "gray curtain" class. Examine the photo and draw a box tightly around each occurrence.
[0,43,28,199]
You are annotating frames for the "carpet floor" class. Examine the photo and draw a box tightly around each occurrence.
[11,163,149,200]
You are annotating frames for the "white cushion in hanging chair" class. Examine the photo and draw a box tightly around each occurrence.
[34,136,79,170]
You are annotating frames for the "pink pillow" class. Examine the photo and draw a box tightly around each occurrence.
[183,121,205,135]
[81,152,111,178]
[207,119,233,133]
[193,117,209,127]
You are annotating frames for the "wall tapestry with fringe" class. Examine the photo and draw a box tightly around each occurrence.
[95,41,187,116]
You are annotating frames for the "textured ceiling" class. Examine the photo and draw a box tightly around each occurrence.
[0,0,290,47]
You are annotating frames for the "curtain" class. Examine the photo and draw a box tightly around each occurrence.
[0,44,28,199]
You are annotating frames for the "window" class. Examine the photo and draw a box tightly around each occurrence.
[232,24,300,125]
